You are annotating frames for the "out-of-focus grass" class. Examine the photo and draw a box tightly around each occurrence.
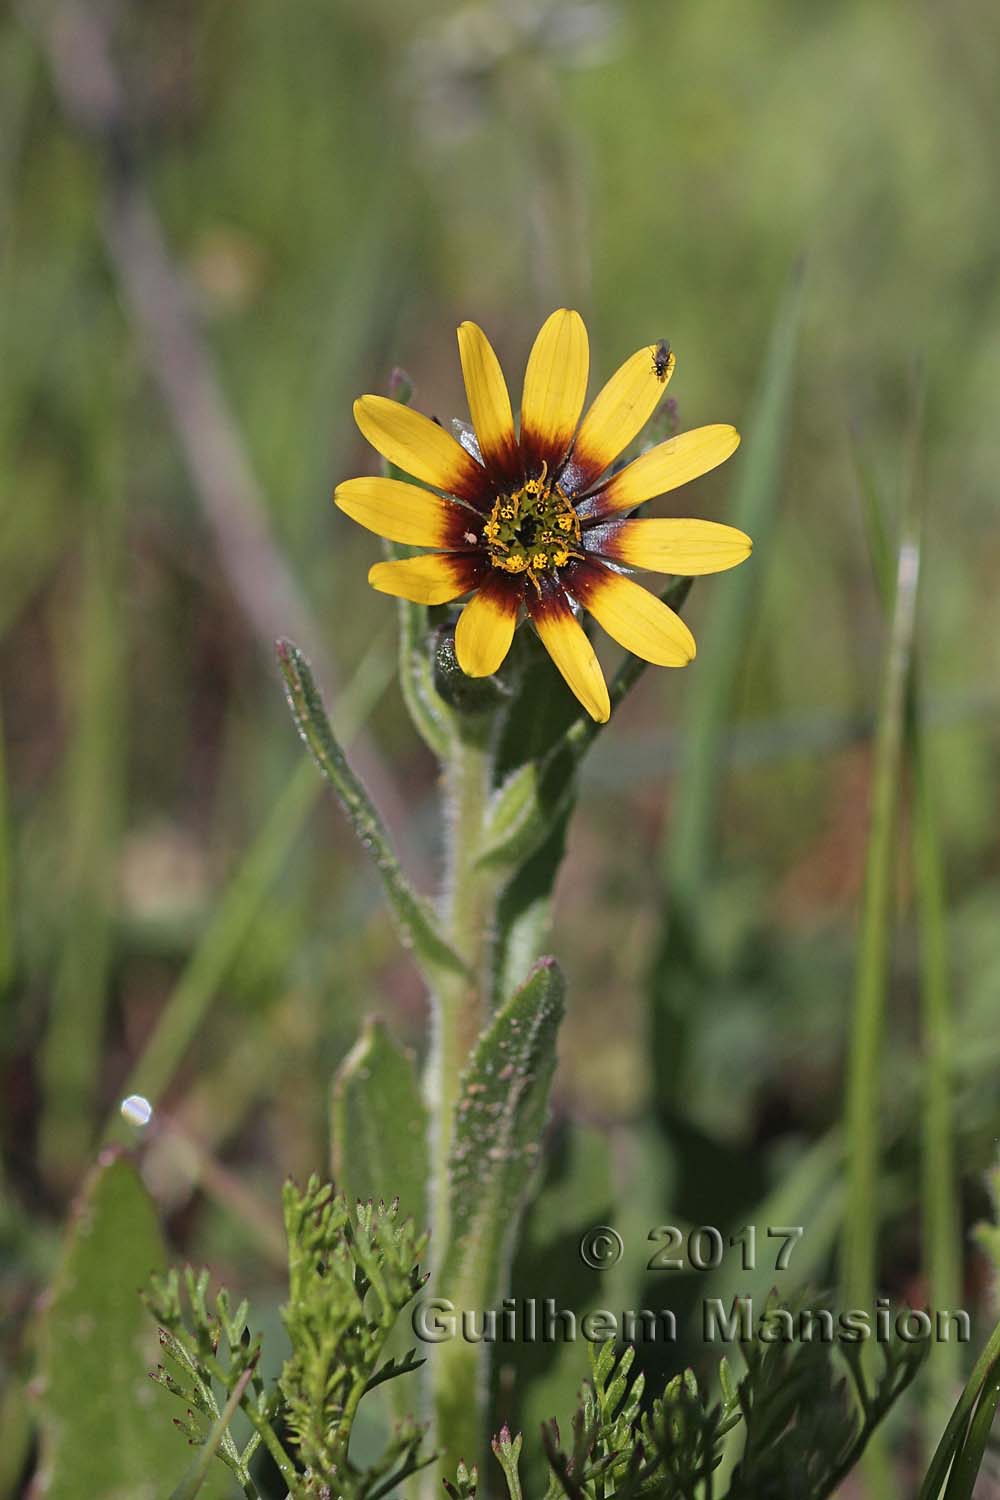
[39,426,125,1192]
[3,0,1000,1489]
[841,394,923,1494]
[856,426,962,1455]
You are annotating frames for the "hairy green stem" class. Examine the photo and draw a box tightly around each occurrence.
[427,724,501,1478]
[240,1401,299,1497]
[430,730,494,1239]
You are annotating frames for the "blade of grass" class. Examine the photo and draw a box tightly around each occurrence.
[841,394,925,1496]
[918,1315,1000,1500]
[853,405,961,1450]
[39,453,125,1192]
[941,1354,1000,1500]
[914,715,963,1436]
[649,265,805,1101]
[102,631,394,1139]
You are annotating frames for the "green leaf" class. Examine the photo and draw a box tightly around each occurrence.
[36,1151,219,1500]
[331,1017,428,1232]
[491,812,571,1009]
[433,960,565,1464]
[478,762,543,868]
[276,638,469,984]
[442,957,565,1302]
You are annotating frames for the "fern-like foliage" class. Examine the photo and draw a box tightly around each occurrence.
[489,1293,928,1500]
[728,1293,928,1499]
[535,1342,739,1500]
[145,1266,269,1493]
[145,1175,433,1500]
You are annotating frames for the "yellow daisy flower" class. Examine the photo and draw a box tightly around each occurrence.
[336,309,750,723]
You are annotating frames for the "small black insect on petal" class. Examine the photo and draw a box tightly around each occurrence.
[653,339,671,381]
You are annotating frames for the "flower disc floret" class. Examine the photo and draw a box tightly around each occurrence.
[483,464,583,588]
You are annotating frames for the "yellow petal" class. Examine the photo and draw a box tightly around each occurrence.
[520,309,589,470]
[454,575,520,677]
[570,562,695,666]
[368,553,484,605]
[335,477,476,549]
[584,425,740,521]
[572,342,675,485]
[354,395,487,505]
[457,322,519,480]
[527,580,610,723]
[598,518,752,575]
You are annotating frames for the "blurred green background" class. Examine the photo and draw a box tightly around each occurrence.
[4,0,1000,1491]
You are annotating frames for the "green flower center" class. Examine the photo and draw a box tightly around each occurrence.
[482,465,583,588]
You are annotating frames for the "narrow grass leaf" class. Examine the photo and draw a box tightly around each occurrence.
[840,532,920,1282]
[918,1315,1000,1500]
[853,422,961,1450]
[941,1355,1000,1500]
[841,414,924,1497]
